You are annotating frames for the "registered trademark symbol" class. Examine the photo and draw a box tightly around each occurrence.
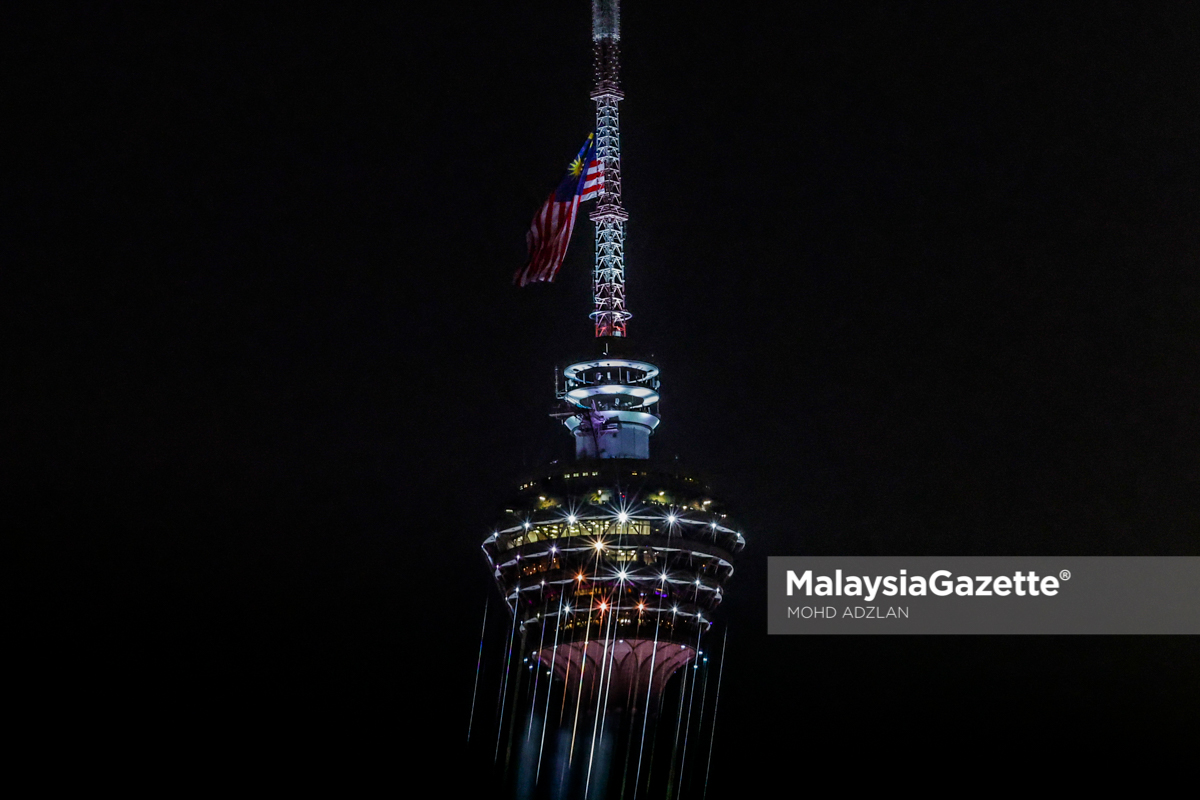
[1059,570,1071,581]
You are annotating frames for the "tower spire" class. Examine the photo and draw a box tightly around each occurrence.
[559,1,655,459]
[589,0,630,338]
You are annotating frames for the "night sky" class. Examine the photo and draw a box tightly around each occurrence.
[13,1,1200,779]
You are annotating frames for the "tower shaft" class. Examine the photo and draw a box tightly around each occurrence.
[477,5,743,794]
[590,0,630,338]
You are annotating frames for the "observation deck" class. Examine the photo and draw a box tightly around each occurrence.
[559,357,661,459]
[482,460,745,705]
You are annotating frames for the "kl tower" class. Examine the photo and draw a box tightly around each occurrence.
[479,2,744,797]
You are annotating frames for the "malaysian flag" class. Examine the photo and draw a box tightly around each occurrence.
[514,135,604,286]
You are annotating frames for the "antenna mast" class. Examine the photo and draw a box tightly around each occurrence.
[589,0,630,338]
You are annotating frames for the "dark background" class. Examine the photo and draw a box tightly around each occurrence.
[11,0,1199,781]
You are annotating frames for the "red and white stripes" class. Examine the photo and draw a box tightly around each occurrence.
[514,191,582,286]
[580,158,604,202]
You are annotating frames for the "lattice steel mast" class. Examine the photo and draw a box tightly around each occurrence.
[590,0,630,338]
